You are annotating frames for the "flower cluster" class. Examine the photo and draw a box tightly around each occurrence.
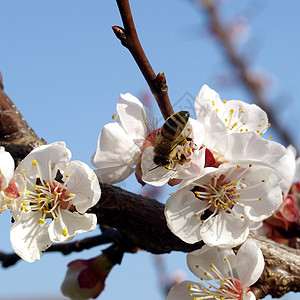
[93,85,293,249]
[90,84,296,299]
[1,142,101,263]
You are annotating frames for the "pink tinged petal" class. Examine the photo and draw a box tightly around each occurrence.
[167,280,205,300]
[49,210,97,243]
[221,100,268,133]
[164,189,208,244]
[235,239,265,287]
[16,142,71,182]
[64,161,101,214]
[116,93,147,140]
[200,211,250,248]
[141,147,172,186]
[187,245,236,280]
[195,85,228,153]
[10,211,51,263]
[0,147,15,189]
[91,122,140,183]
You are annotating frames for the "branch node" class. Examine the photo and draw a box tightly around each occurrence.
[112,25,127,42]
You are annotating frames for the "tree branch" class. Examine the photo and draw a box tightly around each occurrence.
[200,0,299,152]
[113,0,174,119]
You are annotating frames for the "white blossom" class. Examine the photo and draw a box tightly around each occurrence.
[165,160,282,247]
[91,93,147,184]
[167,239,264,300]
[10,142,101,262]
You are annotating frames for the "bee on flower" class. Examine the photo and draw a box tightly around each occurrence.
[10,142,101,263]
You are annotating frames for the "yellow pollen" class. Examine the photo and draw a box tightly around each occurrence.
[34,185,38,190]
[256,130,260,133]
[22,168,26,172]
[212,101,215,106]
[223,100,227,103]
[269,136,272,139]
[46,182,50,186]
[54,191,59,195]
[201,220,205,224]
[260,132,263,136]
[259,197,262,201]
[222,185,227,189]
[258,124,261,127]
[239,107,242,111]
[38,208,42,211]
[262,179,265,183]
[32,160,38,166]
[213,174,217,178]
[241,215,245,219]
[237,194,241,198]
[216,108,219,113]
[245,129,248,131]
[224,258,228,261]
[242,177,245,180]
[241,111,245,113]
[38,218,44,224]
[25,189,30,195]
[68,193,72,197]
[206,181,211,185]
[262,118,265,120]
[268,123,271,127]
[237,165,241,168]
[242,122,246,125]
[234,200,237,204]
[66,174,70,178]
[194,214,198,217]
[225,118,228,122]
[22,200,26,205]
[196,265,199,268]
[233,187,237,191]
[53,217,57,221]
[240,129,243,132]
[189,147,193,152]
[62,228,68,237]
[204,272,208,275]
[112,113,117,120]
[209,195,213,199]
[249,164,252,167]
[230,109,234,114]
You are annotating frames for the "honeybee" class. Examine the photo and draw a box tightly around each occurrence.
[142,110,192,168]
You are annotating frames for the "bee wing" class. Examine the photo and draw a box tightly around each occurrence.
[170,124,192,151]
[141,106,159,143]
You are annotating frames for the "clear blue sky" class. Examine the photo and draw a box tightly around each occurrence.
[0,0,299,299]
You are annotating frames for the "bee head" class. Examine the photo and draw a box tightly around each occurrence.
[153,156,170,166]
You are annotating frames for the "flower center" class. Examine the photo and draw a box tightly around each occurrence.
[188,258,246,300]
[20,160,75,237]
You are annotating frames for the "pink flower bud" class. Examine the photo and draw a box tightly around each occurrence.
[61,254,114,300]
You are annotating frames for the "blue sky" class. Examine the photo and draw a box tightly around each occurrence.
[0,0,299,299]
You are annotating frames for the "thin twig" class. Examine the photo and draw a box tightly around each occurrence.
[113,0,174,119]
[0,228,122,268]
[200,0,299,152]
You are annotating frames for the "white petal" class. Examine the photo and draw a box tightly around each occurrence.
[165,189,208,244]
[91,122,140,183]
[187,245,236,280]
[195,86,228,153]
[94,165,135,184]
[0,146,15,189]
[64,161,101,214]
[167,281,205,300]
[221,100,268,134]
[200,211,249,248]
[235,239,265,286]
[10,211,51,262]
[295,157,300,182]
[141,147,173,186]
[243,291,256,300]
[16,142,71,182]
[49,210,97,243]
[189,118,204,147]
[116,93,147,140]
